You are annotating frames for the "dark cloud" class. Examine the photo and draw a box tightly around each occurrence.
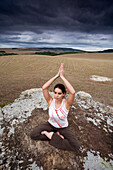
[0,0,113,32]
[0,0,113,50]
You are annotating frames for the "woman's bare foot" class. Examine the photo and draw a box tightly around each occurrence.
[41,131,54,139]
[57,131,64,139]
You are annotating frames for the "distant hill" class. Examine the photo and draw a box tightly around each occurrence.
[98,49,113,53]
[38,47,85,52]
[17,47,85,52]
[1,47,113,53]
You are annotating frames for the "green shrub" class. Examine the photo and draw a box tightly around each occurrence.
[35,51,82,56]
[0,51,5,53]
[0,53,18,56]
[1,100,13,108]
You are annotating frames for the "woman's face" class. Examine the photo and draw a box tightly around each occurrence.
[54,88,65,101]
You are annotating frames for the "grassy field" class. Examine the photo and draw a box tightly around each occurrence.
[0,52,113,107]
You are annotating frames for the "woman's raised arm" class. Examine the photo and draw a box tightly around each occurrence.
[42,70,60,106]
[59,63,75,109]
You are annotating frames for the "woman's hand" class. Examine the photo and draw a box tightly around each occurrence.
[54,63,64,78]
[59,63,64,78]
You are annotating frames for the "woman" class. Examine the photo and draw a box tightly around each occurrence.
[30,63,80,152]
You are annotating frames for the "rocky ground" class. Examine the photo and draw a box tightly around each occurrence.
[0,89,113,170]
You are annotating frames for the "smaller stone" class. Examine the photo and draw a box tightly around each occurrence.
[90,75,112,82]
[103,128,108,133]
[28,158,33,162]
[19,160,24,164]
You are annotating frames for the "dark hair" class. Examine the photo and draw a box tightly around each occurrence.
[54,83,66,94]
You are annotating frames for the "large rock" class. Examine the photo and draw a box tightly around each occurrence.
[0,88,113,169]
[75,91,93,109]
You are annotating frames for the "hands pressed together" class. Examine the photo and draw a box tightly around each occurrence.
[57,63,64,78]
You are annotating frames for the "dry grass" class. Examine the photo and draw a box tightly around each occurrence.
[0,52,113,107]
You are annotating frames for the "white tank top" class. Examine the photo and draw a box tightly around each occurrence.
[48,99,69,128]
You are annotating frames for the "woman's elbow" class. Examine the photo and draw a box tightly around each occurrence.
[72,90,75,95]
[42,85,46,90]
[42,85,47,91]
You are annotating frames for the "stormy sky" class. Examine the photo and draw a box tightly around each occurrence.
[0,0,113,51]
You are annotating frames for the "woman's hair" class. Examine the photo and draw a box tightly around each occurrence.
[54,83,66,94]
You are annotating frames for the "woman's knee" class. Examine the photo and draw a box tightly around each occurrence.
[70,138,80,152]
[30,126,42,140]
[30,130,38,140]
